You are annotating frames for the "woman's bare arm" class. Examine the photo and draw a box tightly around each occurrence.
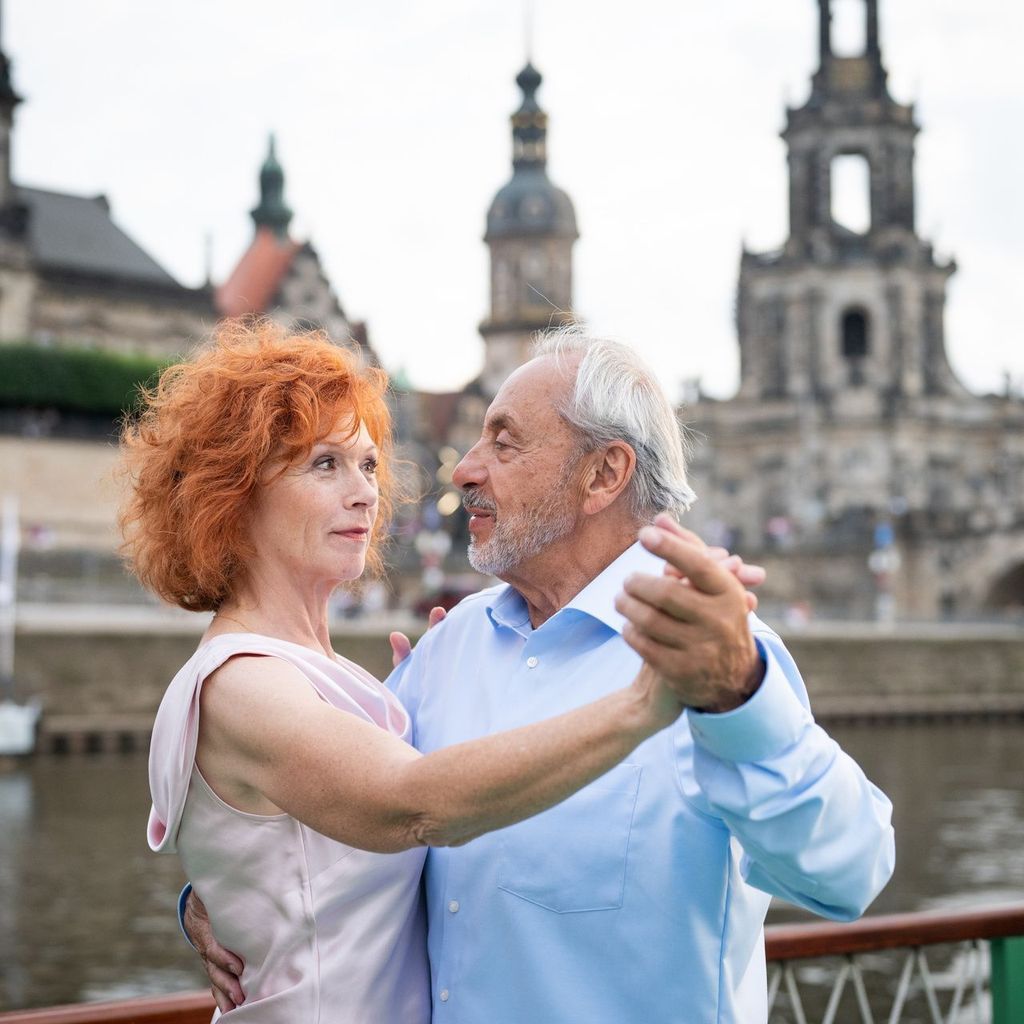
[197,653,678,853]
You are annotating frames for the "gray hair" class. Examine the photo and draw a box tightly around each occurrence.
[532,325,697,521]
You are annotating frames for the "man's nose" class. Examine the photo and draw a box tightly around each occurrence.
[452,443,484,490]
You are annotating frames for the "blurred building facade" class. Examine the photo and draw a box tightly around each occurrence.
[0,36,212,356]
[683,0,1024,618]
[0,37,374,598]
[0,28,211,598]
[2,4,1021,619]
[215,135,374,363]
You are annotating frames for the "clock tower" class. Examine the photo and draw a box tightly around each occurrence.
[479,62,578,395]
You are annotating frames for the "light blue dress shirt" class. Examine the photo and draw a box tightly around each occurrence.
[389,541,895,1024]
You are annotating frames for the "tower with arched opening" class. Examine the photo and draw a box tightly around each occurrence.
[735,0,962,405]
[686,0,1024,619]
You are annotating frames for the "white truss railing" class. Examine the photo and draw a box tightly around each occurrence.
[768,941,988,1023]
[765,904,1024,1024]
[0,906,1021,1024]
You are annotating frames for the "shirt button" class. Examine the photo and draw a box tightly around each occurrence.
[448,899,460,913]
[526,656,539,668]
[440,989,450,1002]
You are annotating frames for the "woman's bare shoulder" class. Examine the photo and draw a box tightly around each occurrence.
[202,651,320,714]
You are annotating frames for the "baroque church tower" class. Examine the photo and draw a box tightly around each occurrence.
[737,0,960,406]
[479,62,578,396]
[687,0,1024,618]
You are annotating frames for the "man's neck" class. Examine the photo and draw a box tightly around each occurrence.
[503,521,641,628]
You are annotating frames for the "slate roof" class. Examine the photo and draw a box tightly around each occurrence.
[15,185,180,286]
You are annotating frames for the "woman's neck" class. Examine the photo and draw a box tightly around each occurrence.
[207,574,337,659]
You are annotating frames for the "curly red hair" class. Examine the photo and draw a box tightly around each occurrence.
[119,319,394,611]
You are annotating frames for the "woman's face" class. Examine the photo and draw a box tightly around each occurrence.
[246,419,380,590]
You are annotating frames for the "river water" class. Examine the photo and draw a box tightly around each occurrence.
[2,721,1023,1012]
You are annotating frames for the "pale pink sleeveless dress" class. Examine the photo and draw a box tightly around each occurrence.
[147,634,430,1023]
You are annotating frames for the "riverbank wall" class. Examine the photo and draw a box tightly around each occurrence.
[10,607,1024,752]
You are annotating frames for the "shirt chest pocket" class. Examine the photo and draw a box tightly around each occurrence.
[497,762,642,913]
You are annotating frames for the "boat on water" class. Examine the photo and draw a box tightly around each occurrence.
[0,494,38,756]
[0,698,40,755]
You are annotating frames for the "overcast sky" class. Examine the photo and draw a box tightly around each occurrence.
[7,1,1022,400]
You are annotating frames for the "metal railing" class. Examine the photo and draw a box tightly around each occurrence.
[0,992,214,1024]
[1,905,1022,1024]
[765,904,1024,1024]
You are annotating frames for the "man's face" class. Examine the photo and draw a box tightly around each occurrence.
[453,356,584,579]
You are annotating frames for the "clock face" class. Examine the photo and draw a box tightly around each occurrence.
[523,253,547,279]
[495,260,513,308]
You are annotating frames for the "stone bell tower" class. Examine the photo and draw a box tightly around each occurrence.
[736,0,962,409]
[478,62,578,396]
[686,0,1024,619]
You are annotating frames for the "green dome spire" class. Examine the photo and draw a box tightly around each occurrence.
[250,134,293,238]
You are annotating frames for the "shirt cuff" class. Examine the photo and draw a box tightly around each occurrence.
[686,637,812,763]
[178,882,198,951]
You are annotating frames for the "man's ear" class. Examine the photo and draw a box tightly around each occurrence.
[580,441,636,516]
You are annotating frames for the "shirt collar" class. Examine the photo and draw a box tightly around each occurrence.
[565,541,663,634]
[484,541,664,636]
[485,583,532,633]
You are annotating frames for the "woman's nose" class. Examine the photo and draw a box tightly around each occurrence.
[346,473,378,509]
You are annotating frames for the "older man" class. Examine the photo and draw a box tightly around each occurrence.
[193,330,894,1023]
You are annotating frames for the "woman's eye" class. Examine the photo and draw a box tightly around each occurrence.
[363,459,378,474]
[315,456,336,470]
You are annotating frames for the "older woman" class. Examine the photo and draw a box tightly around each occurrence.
[121,320,696,1022]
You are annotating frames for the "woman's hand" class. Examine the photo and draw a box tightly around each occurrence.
[622,516,766,718]
[616,522,764,713]
[628,661,687,732]
[651,513,766,611]
[389,605,447,668]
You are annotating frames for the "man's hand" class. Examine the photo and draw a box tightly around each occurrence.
[184,889,245,1013]
[389,605,447,668]
[614,521,764,713]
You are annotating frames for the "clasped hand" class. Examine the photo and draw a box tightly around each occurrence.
[615,514,766,714]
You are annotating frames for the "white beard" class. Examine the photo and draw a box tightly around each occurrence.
[466,486,577,578]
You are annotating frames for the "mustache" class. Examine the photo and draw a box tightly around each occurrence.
[462,488,496,513]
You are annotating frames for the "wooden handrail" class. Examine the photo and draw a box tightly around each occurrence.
[0,992,213,1024]
[766,902,1024,960]
[3,904,1024,1023]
